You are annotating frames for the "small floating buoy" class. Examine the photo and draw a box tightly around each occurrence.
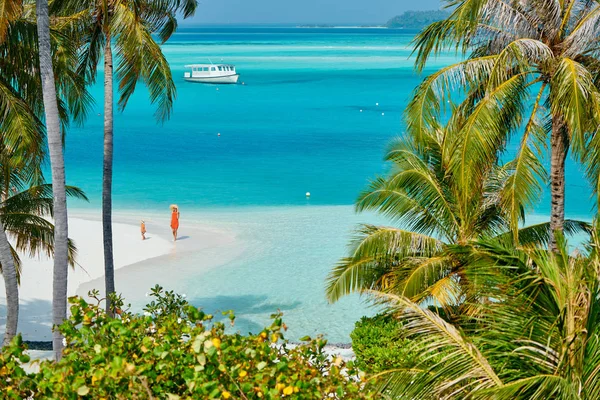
[306,192,311,198]
[242,82,245,85]
[218,133,221,136]
[381,112,385,116]
[360,109,363,112]
[376,102,379,106]
[216,88,219,91]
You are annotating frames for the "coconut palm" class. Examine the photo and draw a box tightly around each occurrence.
[0,0,89,352]
[407,0,600,252]
[53,0,197,312]
[0,142,87,346]
[325,119,588,314]
[373,231,600,399]
[35,0,89,358]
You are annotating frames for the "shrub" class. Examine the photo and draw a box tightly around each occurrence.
[351,314,421,374]
[1,286,374,399]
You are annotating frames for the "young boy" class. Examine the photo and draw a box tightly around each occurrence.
[141,220,147,240]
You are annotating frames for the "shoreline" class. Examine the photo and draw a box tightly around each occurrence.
[0,212,244,341]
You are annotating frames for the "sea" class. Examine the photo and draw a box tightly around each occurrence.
[64,26,595,343]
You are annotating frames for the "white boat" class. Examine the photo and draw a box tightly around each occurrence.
[183,64,239,84]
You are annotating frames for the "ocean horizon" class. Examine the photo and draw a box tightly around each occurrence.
[62,26,597,342]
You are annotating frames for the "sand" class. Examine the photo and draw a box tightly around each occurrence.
[0,213,242,341]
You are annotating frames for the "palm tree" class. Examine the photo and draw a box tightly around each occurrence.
[54,0,197,312]
[1,0,89,353]
[408,0,600,251]
[0,181,86,346]
[36,0,75,359]
[325,119,588,314]
[0,142,86,346]
[373,231,600,399]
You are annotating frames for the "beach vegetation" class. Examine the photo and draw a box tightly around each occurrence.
[0,0,92,355]
[325,120,589,316]
[371,231,600,399]
[408,0,600,251]
[350,314,425,374]
[0,286,373,399]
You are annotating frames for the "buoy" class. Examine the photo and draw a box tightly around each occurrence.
[376,102,379,106]
[360,109,363,112]
[306,192,311,197]
[218,133,221,136]
[216,88,219,91]
[382,112,385,116]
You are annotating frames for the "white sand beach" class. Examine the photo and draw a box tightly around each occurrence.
[0,213,244,341]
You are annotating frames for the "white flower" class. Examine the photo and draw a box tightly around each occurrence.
[182,294,187,298]
[177,318,182,324]
[62,338,67,347]
[143,311,151,317]
[156,309,162,315]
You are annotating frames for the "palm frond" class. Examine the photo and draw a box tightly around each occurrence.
[325,226,443,303]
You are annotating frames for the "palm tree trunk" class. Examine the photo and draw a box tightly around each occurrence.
[549,116,569,252]
[103,36,115,314]
[36,0,69,360]
[0,222,18,347]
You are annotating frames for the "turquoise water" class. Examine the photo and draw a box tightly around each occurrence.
[64,27,595,342]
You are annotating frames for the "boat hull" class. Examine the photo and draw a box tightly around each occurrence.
[184,74,239,84]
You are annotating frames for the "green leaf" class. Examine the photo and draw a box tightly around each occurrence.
[77,385,90,396]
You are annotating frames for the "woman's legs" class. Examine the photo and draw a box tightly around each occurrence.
[172,229,177,241]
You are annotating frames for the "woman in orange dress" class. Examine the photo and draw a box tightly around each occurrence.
[170,205,180,241]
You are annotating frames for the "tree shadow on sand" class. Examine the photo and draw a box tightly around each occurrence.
[0,298,53,340]
[190,294,301,335]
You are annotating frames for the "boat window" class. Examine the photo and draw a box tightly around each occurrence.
[225,66,229,71]
[218,66,223,71]
[211,67,216,71]
[203,67,209,71]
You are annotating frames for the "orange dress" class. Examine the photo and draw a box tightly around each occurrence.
[170,211,179,230]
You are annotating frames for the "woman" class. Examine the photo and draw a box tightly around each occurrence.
[170,205,180,241]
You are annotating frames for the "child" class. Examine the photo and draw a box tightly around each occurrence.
[141,220,147,240]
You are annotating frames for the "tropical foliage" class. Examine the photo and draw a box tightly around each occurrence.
[350,314,427,374]
[0,287,373,399]
[325,120,589,314]
[408,0,600,249]
[373,231,600,399]
[0,0,90,350]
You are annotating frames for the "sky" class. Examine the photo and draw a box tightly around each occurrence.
[181,0,444,25]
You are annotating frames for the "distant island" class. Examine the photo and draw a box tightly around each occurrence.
[296,10,451,30]
[386,10,451,29]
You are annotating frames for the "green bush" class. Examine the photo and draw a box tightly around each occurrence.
[351,314,422,374]
[1,286,374,399]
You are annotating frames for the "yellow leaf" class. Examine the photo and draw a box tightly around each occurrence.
[283,386,294,395]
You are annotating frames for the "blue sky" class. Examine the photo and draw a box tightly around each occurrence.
[181,0,444,25]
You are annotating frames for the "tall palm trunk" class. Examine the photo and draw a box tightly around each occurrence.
[549,117,569,252]
[36,0,69,360]
[0,222,18,347]
[103,37,115,314]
